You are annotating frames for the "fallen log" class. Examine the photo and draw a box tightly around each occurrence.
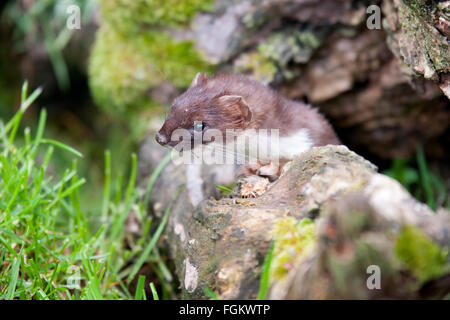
[138,138,450,299]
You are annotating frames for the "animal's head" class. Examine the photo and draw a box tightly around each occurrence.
[155,73,252,148]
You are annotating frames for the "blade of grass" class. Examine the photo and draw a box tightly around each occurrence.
[216,184,233,193]
[30,108,47,156]
[135,275,147,300]
[40,139,83,158]
[150,282,159,300]
[257,240,275,300]
[203,287,219,300]
[101,150,111,220]
[6,250,22,300]
[46,178,86,211]
[416,145,435,210]
[5,84,42,143]
[124,153,137,204]
[127,185,184,282]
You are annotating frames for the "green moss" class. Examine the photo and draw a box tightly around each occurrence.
[403,0,429,17]
[88,26,211,113]
[234,51,278,85]
[257,27,327,80]
[99,0,214,34]
[89,0,214,113]
[395,225,448,283]
[398,1,450,75]
[269,217,317,282]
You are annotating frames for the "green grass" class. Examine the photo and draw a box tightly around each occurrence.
[0,82,174,299]
[149,282,159,300]
[203,287,219,300]
[257,241,275,300]
[216,184,233,194]
[384,147,448,211]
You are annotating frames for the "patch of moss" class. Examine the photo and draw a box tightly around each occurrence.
[88,26,211,113]
[269,217,317,282]
[403,0,430,18]
[99,0,215,34]
[234,51,278,85]
[258,27,327,80]
[395,225,448,283]
[398,1,450,75]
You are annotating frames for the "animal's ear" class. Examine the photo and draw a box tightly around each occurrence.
[190,72,208,87]
[217,95,252,123]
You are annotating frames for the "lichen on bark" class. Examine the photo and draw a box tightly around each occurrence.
[383,0,450,84]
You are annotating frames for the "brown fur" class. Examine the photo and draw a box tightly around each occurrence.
[156,73,340,147]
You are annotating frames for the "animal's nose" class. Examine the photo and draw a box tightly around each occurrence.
[155,132,168,145]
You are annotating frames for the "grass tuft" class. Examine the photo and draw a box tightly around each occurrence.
[0,83,176,299]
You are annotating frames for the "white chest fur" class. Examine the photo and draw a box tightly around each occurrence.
[233,128,313,163]
[275,129,314,159]
[189,128,314,166]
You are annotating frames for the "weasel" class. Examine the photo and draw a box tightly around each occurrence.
[156,72,340,178]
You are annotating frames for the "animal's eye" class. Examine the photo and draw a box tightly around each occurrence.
[193,121,205,132]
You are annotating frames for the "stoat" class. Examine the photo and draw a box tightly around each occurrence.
[156,72,340,179]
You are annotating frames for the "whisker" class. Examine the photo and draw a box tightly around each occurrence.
[202,143,259,162]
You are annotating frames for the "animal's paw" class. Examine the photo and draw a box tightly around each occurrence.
[256,162,280,181]
[239,178,270,198]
